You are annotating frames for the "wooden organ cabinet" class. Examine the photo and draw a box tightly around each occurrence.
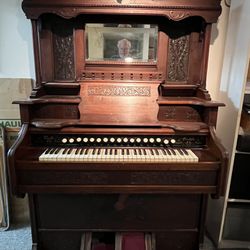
[8,0,228,249]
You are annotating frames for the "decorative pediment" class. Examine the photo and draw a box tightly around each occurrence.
[22,0,221,22]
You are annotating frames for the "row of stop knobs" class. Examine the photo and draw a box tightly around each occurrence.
[61,137,176,145]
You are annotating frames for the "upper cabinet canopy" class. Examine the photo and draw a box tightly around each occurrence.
[23,0,222,87]
[22,0,221,22]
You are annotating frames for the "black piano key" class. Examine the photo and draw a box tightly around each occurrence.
[182,149,189,155]
[169,148,176,155]
[75,148,81,154]
[54,148,61,154]
[62,148,68,154]
[165,149,171,155]
[178,149,184,156]
[49,148,56,154]
[43,148,50,155]
[161,149,167,155]
[67,148,73,154]
[153,149,159,155]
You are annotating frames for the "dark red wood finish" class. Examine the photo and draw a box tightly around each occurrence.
[7,0,228,249]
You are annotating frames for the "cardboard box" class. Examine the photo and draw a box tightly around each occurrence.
[0,78,32,128]
[0,78,33,225]
[0,126,9,229]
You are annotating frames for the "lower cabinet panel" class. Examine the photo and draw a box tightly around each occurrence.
[30,193,204,250]
[35,193,201,230]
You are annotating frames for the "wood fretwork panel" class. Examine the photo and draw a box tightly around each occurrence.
[167,35,190,82]
[52,19,75,81]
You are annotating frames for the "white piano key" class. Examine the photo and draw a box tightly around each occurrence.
[96,148,103,161]
[158,149,166,162]
[169,149,179,162]
[164,149,174,162]
[73,148,81,161]
[85,148,94,161]
[175,149,187,162]
[77,148,87,162]
[54,148,65,161]
[68,148,78,161]
[181,149,193,162]
[128,149,134,161]
[44,148,57,161]
[50,148,61,161]
[153,149,162,162]
[117,149,123,162]
[145,149,152,162]
[39,148,50,161]
[186,149,199,162]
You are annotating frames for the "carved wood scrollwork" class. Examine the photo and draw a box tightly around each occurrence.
[169,10,190,21]
[88,86,151,97]
[54,32,75,80]
[167,35,190,82]
[186,110,199,121]
[164,107,176,119]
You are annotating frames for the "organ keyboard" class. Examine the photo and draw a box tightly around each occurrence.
[39,147,199,162]
[8,1,228,249]
[37,134,200,162]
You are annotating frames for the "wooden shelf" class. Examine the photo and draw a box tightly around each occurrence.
[157,97,225,107]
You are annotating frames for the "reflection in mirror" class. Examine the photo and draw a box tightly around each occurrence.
[85,24,158,63]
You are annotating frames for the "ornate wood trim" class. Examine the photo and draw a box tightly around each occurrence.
[53,30,75,80]
[7,124,29,195]
[167,35,190,82]
[80,71,163,81]
[22,0,222,22]
[88,85,151,97]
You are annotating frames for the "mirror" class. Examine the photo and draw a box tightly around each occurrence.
[85,24,158,63]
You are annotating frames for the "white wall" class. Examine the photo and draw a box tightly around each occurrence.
[0,0,35,78]
[206,0,250,245]
[207,1,230,100]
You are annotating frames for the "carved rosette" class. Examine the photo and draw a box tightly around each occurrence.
[54,33,75,80]
[88,86,151,97]
[167,35,190,82]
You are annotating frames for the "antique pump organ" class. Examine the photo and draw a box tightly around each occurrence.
[8,0,228,249]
